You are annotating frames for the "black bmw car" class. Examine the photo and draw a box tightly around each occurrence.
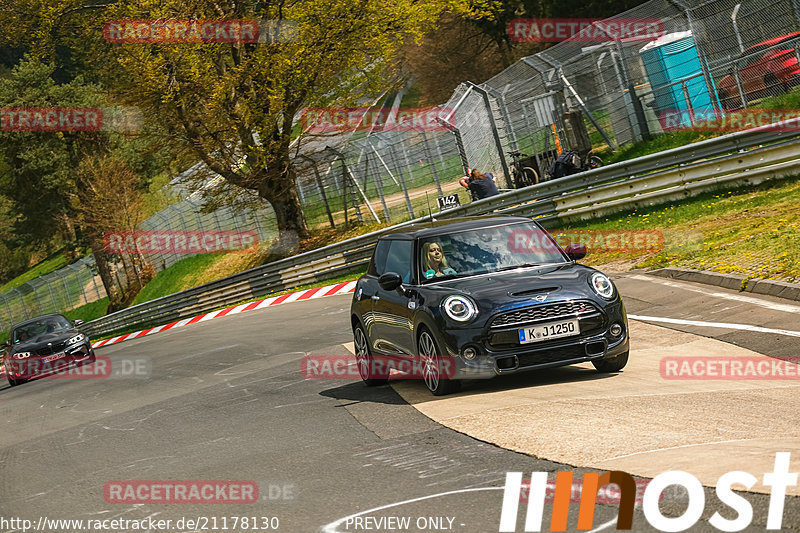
[350,216,629,395]
[1,313,95,386]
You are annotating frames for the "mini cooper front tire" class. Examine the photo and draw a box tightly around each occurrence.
[354,323,388,386]
[592,350,629,373]
[418,330,460,396]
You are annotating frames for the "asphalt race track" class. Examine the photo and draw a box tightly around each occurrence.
[1,272,799,532]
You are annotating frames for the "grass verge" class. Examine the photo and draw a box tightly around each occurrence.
[0,251,71,293]
[560,175,800,285]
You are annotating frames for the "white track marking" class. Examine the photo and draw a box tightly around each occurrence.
[603,438,762,462]
[629,314,800,338]
[629,275,800,313]
[320,487,503,533]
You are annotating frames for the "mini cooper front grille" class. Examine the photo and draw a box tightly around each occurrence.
[490,301,599,329]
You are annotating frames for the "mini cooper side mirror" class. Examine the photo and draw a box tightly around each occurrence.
[0,341,8,349]
[378,272,404,291]
[73,319,84,326]
[565,243,587,261]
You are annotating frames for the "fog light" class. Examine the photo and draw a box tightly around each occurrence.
[463,347,477,360]
[610,323,623,337]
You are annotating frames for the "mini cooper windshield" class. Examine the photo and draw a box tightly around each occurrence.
[419,222,567,283]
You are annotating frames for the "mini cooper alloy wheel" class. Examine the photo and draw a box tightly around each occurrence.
[418,330,459,396]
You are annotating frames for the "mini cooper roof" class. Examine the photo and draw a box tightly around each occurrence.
[378,216,536,240]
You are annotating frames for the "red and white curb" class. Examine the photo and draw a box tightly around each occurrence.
[91,280,357,349]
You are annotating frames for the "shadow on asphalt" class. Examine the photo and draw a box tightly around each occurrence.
[317,364,621,404]
[318,380,408,405]
[408,364,621,401]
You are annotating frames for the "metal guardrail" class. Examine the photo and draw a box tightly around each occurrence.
[83,123,800,340]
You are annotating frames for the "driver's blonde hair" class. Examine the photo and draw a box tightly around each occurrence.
[422,241,450,273]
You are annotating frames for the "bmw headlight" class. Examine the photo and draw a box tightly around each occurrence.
[68,334,86,345]
[13,352,31,359]
[442,295,478,322]
[590,272,616,300]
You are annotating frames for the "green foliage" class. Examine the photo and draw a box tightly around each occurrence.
[0,59,104,244]
[130,254,223,306]
[64,297,109,324]
[1,0,477,239]
[0,251,70,292]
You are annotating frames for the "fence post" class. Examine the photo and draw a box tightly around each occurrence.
[1,294,13,325]
[400,138,415,183]
[367,141,400,186]
[67,263,89,306]
[385,141,414,218]
[420,130,444,196]
[465,82,512,188]
[682,81,695,119]
[668,0,721,118]
[299,155,335,228]
[366,151,391,222]
[432,133,446,171]
[14,288,28,319]
[88,259,102,300]
[61,272,72,310]
[734,60,747,108]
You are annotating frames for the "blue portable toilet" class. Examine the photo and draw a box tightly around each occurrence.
[640,31,719,128]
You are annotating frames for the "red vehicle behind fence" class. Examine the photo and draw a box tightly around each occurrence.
[717,32,800,109]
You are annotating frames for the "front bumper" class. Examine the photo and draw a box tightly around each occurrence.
[437,299,628,380]
[6,342,94,379]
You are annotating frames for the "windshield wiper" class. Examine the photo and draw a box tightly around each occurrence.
[495,263,542,272]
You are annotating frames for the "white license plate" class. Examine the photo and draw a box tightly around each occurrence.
[43,353,66,363]
[519,320,580,344]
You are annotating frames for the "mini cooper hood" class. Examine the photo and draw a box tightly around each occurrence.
[429,263,597,300]
[11,329,82,354]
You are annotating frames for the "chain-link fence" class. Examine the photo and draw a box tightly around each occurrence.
[0,257,105,332]
[3,0,799,329]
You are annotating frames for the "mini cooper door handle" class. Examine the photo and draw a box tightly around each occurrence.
[371,295,381,301]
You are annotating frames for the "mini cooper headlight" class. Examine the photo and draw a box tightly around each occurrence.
[68,333,86,345]
[13,352,31,359]
[590,272,616,300]
[442,295,478,322]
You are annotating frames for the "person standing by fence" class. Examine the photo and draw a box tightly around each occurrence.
[459,168,500,201]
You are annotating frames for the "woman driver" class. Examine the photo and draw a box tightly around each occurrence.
[422,242,456,279]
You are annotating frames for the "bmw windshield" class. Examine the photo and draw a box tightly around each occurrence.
[12,316,74,344]
[419,222,568,283]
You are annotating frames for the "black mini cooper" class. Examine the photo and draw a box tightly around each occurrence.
[350,216,629,395]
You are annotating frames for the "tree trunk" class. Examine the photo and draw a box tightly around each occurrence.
[257,166,310,254]
[89,234,120,305]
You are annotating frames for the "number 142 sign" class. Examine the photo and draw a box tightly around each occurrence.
[437,194,460,211]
